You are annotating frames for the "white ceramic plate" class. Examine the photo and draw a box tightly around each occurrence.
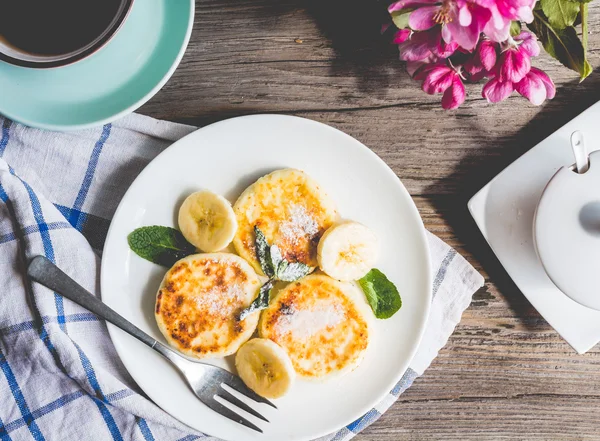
[101,115,432,441]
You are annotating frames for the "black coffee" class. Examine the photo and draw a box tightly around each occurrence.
[0,0,122,56]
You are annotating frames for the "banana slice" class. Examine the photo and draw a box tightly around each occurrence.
[178,190,237,252]
[317,221,378,281]
[235,338,295,399]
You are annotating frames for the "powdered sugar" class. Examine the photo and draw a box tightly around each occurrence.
[279,205,319,245]
[195,283,245,315]
[274,304,345,339]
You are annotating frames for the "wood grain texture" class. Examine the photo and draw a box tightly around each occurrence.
[139,1,600,439]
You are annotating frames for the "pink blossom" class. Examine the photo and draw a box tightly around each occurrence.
[476,0,536,41]
[397,27,458,61]
[489,33,538,83]
[496,0,537,22]
[464,39,498,78]
[388,0,555,109]
[514,31,540,57]
[414,63,466,109]
[393,29,411,44]
[482,77,514,102]
[389,0,491,50]
[514,67,556,105]
[497,45,530,82]
[442,74,467,109]
[482,4,511,43]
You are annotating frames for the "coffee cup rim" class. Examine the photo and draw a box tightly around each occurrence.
[0,0,135,69]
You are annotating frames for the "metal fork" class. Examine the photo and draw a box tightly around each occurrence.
[27,255,275,433]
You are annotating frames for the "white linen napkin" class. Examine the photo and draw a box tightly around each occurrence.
[0,114,484,441]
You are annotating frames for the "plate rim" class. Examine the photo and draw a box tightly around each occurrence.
[101,114,433,439]
[0,0,194,131]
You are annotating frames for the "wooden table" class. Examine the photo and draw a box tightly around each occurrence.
[140,1,600,439]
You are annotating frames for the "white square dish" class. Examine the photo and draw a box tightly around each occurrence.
[468,101,600,354]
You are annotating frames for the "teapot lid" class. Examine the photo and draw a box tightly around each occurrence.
[534,133,600,311]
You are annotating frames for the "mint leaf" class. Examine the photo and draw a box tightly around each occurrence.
[128,226,196,267]
[391,9,414,29]
[278,262,312,282]
[510,21,522,37]
[541,0,579,29]
[358,269,402,319]
[239,280,273,320]
[246,225,312,319]
[529,11,592,80]
[254,226,274,278]
[270,244,284,272]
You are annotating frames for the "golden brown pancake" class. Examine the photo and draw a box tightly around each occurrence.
[258,274,370,379]
[155,253,262,359]
[232,169,338,275]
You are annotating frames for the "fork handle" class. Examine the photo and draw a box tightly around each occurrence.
[27,255,181,365]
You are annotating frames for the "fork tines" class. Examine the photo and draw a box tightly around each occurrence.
[204,381,277,433]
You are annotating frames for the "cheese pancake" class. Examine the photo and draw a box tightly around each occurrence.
[155,253,262,359]
[259,274,370,379]
[233,169,338,275]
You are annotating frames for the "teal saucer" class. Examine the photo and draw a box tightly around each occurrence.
[0,0,194,131]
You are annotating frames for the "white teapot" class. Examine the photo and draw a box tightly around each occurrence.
[534,131,600,310]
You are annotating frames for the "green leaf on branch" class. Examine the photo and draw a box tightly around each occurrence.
[580,2,589,53]
[581,60,593,79]
[541,0,580,28]
[529,10,593,81]
[566,0,593,4]
[510,21,522,36]
[391,9,414,29]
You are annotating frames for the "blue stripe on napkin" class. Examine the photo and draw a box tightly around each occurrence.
[0,349,46,441]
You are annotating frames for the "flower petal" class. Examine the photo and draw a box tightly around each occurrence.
[409,6,440,30]
[517,5,534,22]
[413,61,443,79]
[464,56,483,76]
[446,4,491,50]
[422,67,454,94]
[459,5,472,26]
[389,0,437,12]
[499,48,530,83]
[408,55,439,77]
[482,78,514,102]
[393,29,412,44]
[429,27,459,57]
[399,31,436,61]
[469,69,491,81]
[483,5,510,42]
[516,31,540,57]
[530,67,556,99]
[514,73,546,105]
[441,23,453,44]
[442,75,466,109]
[479,40,498,71]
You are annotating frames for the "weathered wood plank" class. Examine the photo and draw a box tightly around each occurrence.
[138,0,600,439]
